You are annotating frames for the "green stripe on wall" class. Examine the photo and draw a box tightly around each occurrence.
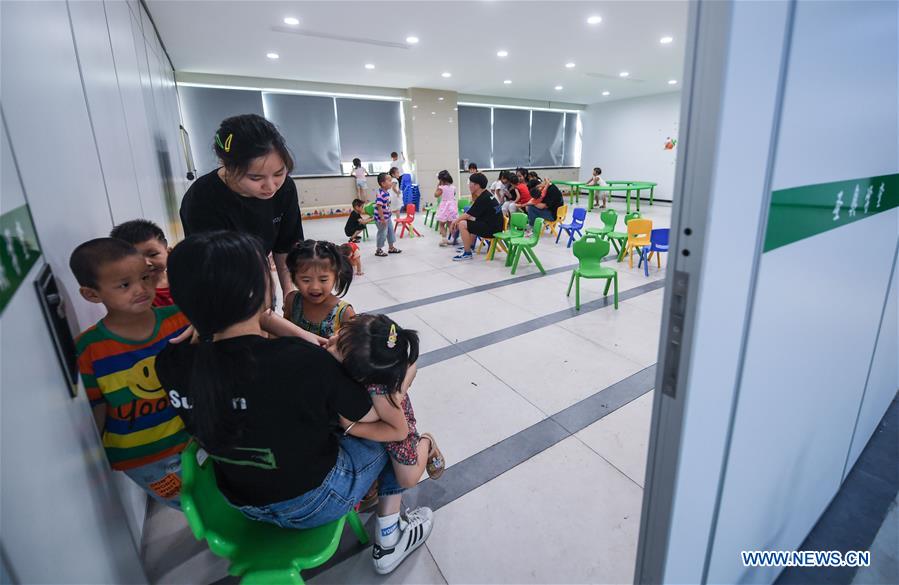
[764,173,898,253]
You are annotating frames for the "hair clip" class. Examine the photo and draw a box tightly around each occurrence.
[387,323,398,349]
[224,133,233,153]
[214,132,225,150]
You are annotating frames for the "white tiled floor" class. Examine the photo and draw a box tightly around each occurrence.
[142,199,673,584]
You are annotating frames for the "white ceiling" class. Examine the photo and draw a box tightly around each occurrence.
[147,0,689,105]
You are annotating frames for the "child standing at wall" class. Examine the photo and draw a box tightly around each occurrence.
[330,314,445,490]
[434,170,458,246]
[352,158,367,200]
[284,240,356,338]
[110,219,174,307]
[70,238,190,508]
[374,172,402,257]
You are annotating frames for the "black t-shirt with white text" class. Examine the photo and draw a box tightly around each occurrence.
[156,335,371,507]
[180,169,303,255]
[467,191,504,232]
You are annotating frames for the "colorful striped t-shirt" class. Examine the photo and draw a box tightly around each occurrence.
[76,305,190,470]
[375,188,391,222]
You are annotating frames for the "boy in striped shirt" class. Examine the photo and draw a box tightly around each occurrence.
[70,237,190,508]
[374,172,402,257]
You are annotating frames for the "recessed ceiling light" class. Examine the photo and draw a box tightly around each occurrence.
[660,36,674,44]
[406,36,419,44]
[497,50,509,57]
[413,105,418,108]
[565,62,576,68]
[438,96,444,101]
[554,85,563,91]
[283,17,299,26]
[602,91,611,96]
[431,111,436,115]
[266,52,279,60]
[668,79,678,85]
[364,63,375,69]
[587,15,602,25]
[619,71,629,77]
[503,79,512,84]
[441,72,452,78]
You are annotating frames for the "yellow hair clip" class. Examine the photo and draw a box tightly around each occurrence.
[387,323,398,349]
[224,133,233,153]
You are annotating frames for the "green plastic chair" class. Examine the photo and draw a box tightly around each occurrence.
[567,235,619,310]
[487,212,527,263]
[180,442,369,585]
[585,209,617,239]
[457,197,471,214]
[509,217,546,275]
[606,211,641,262]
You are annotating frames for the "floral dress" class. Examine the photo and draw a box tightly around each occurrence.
[288,298,352,338]
[367,384,420,465]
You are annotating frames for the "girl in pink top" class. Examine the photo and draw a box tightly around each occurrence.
[433,170,459,247]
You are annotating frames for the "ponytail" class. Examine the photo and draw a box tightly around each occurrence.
[167,231,269,449]
[287,239,354,297]
[337,314,419,407]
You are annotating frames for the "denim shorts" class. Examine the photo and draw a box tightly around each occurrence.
[237,435,403,530]
[123,451,183,510]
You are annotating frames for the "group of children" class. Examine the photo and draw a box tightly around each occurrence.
[71,217,444,512]
[341,161,609,261]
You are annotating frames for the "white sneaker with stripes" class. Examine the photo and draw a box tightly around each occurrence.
[371,507,434,575]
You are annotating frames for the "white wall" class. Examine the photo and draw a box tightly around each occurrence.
[638,1,898,583]
[580,92,682,200]
[0,0,187,581]
[706,2,898,581]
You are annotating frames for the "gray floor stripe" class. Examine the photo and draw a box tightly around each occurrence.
[301,365,658,581]
[417,279,666,368]
[371,263,577,315]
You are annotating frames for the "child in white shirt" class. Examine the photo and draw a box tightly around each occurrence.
[352,158,367,200]
[585,166,608,208]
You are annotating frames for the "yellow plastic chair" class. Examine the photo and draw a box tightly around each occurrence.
[624,218,653,269]
[542,205,567,238]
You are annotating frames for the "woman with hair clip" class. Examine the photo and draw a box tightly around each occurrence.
[157,231,434,575]
[179,114,324,345]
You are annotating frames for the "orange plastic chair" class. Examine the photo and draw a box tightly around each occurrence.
[543,205,567,238]
[395,203,422,238]
[624,218,653,268]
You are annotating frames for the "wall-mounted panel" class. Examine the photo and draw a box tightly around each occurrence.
[68,0,144,224]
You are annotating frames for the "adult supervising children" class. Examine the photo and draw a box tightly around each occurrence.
[449,173,503,261]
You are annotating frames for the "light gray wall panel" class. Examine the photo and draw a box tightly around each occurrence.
[0,1,147,581]
[707,1,899,583]
[68,0,144,225]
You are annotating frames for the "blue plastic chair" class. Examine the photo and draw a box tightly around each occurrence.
[555,207,587,248]
[639,228,670,276]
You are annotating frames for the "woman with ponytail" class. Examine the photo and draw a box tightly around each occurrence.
[180,114,303,302]
[156,231,433,575]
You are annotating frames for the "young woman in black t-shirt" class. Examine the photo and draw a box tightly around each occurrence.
[180,114,303,298]
[157,231,434,575]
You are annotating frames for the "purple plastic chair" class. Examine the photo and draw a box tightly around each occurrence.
[639,228,670,276]
[555,207,587,248]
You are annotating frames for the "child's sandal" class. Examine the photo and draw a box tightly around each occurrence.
[375,249,388,257]
[421,433,445,480]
